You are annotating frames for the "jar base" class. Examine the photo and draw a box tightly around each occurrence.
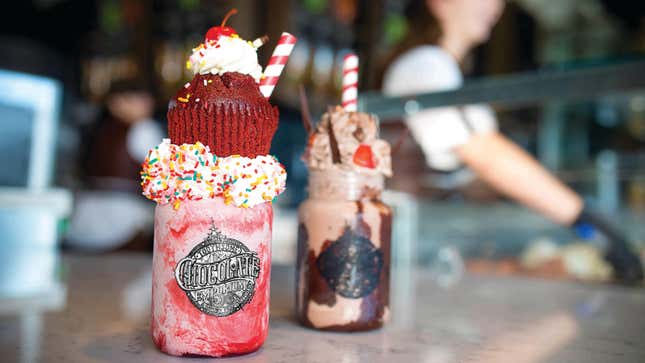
[298,315,385,332]
[153,336,265,358]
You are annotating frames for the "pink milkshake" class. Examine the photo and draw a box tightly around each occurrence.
[142,141,285,357]
[151,198,272,356]
[140,10,292,356]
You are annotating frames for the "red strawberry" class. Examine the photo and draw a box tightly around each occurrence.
[204,8,238,42]
[353,144,377,169]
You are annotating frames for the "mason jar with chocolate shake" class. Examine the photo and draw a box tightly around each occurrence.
[296,106,393,331]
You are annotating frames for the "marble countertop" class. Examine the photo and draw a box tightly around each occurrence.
[2,253,645,363]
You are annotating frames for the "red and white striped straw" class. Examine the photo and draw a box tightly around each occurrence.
[342,53,359,112]
[259,32,297,99]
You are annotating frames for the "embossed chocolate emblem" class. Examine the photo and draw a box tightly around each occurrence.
[175,226,260,316]
[316,228,383,298]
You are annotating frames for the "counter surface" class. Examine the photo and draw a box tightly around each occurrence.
[1,253,644,363]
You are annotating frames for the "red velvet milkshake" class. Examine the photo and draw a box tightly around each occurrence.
[152,198,272,356]
[141,12,288,357]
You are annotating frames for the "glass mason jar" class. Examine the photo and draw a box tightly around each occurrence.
[151,198,272,357]
[296,169,392,331]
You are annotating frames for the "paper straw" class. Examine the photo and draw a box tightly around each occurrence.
[342,53,359,111]
[259,32,297,99]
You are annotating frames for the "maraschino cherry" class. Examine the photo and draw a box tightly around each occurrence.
[205,8,238,42]
[353,144,377,169]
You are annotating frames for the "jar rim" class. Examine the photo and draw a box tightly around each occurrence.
[307,168,384,201]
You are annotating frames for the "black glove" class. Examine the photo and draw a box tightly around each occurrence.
[573,208,643,284]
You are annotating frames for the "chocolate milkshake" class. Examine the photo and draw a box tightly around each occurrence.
[296,106,393,331]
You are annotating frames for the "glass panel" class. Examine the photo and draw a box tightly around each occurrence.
[0,103,33,187]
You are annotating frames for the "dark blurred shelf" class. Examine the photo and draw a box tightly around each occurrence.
[360,59,645,120]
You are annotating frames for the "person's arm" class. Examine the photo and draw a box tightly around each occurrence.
[455,131,583,225]
[383,48,641,281]
[456,131,643,282]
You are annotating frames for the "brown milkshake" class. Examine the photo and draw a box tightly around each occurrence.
[296,106,393,331]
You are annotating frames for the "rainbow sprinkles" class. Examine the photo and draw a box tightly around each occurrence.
[141,139,286,209]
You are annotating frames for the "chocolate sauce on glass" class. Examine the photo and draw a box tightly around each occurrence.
[296,170,392,331]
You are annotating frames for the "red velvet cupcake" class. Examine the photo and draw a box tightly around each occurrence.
[168,72,278,157]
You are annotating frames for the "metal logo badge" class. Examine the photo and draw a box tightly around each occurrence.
[175,226,260,317]
[316,228,383,299]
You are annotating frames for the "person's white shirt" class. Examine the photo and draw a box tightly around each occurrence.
[66,117,163,251]
[127,118,165,162]
[383,45,497,171]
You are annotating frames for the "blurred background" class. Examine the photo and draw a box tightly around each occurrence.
[1,0,645,297]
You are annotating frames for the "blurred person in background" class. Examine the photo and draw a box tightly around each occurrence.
[382,0,643,282]
[65,79,163,251]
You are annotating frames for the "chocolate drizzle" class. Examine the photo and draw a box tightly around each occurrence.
[295,222,308,315]
[368,200,392,325]
[296,201,393,332]
[353,201,372,237]
[297,224,336,309]
[327,117,342,164]
[353,126,365,142]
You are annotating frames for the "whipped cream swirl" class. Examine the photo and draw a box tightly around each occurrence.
[188,35,263,82]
